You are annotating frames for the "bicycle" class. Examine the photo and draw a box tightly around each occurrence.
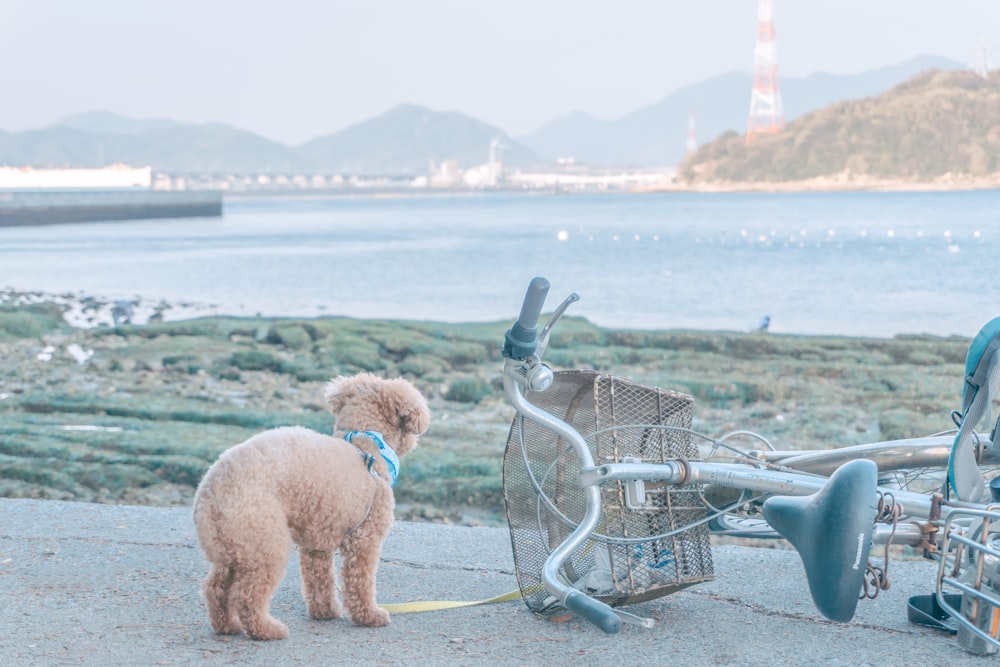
[499,276,1000,656]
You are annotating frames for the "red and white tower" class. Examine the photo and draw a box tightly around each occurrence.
[746,0,784,142]
[974,37,992,79]
[686,110,697,154]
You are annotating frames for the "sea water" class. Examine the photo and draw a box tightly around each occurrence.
[0,189,997,338]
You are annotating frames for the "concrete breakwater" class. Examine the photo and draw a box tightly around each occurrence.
[0,189,222,226]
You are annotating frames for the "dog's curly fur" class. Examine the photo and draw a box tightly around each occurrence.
[192,373,430,640]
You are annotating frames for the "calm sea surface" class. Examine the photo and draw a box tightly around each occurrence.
[1,190,998,338]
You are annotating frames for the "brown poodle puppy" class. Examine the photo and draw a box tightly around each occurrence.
[192,372,430,640]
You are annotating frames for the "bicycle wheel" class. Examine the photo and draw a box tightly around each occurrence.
[709,514,781,539]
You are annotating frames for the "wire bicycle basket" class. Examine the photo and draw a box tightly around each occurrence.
[503,370,715,615]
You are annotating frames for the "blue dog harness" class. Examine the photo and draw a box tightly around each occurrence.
[343,430,399,487]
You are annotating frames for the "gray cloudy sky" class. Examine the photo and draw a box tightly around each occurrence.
[1,1,997,144]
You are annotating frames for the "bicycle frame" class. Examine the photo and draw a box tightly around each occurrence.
[749,435,1000,476]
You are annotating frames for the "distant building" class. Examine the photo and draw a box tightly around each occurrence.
[487,138,504,186]
[0,165,152,190]
[428,160,460,187]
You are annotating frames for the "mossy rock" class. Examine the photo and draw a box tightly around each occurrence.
[444,376,493,403]
[877,409,930,441]
[123,319,224,339]
[288,366,334,383]
[371,332,426,357]
[545,344,656,370]
[0,302,68,339]
[0,311,45,339]
[672,379,772,407]
[73,462,161,491]
[228,349,284,372]
[898,350,947,366]
[267,325,313,350]
[398,354,447,378]
[0,456,84,493]
[162,354,202,374]
[410,340,491,367]
[321,340,388,372]
[547,317,607,346]
[144,455,214,486]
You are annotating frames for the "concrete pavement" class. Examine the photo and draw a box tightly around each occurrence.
[0,498,988,666]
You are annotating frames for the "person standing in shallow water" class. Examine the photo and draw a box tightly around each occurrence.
[111,300,134,327]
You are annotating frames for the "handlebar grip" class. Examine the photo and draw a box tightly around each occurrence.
[502,277,550,360]
[516,276,550,331]
[564,591,621,634]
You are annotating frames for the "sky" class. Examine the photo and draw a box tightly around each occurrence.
[2,1,997,146]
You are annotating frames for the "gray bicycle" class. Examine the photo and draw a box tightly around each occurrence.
[501,276,1000,656]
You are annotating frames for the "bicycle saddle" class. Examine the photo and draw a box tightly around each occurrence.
[762,459,878,623]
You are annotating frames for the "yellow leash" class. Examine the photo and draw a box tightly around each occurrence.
[382,589,522,614]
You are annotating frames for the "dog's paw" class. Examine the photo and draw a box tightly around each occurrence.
[308,601,343,621]
[212,621,243,636]
[246,617,290,641]
[352,606,390,628]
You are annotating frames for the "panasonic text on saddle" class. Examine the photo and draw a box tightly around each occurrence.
[852,531,865,570]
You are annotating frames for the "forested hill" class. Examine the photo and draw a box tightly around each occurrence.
[679,69,1000,185]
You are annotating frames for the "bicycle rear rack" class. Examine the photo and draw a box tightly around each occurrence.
[936,505,1000,655]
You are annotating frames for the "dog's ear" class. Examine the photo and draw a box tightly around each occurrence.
[398,399,430,435]
[324,375,355,414]
[326,372,381,414]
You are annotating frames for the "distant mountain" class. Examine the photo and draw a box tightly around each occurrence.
[0,55,974,174]
[680,69,1000,183]
[50,111,181,135]
[0,126,108,167]
[0,120,298,173]
[117,124,300,172]
[514,111,619,164]
[519,54,967,167]
[2,105,539,174]
[296,104,541,174]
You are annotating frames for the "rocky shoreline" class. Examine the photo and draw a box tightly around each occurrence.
[0,289,974,526]
[644,172,1000,194]
[0,288,227,329]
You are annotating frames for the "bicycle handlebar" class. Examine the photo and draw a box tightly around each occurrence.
[564,591,622,633]
[502,276,550,360]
